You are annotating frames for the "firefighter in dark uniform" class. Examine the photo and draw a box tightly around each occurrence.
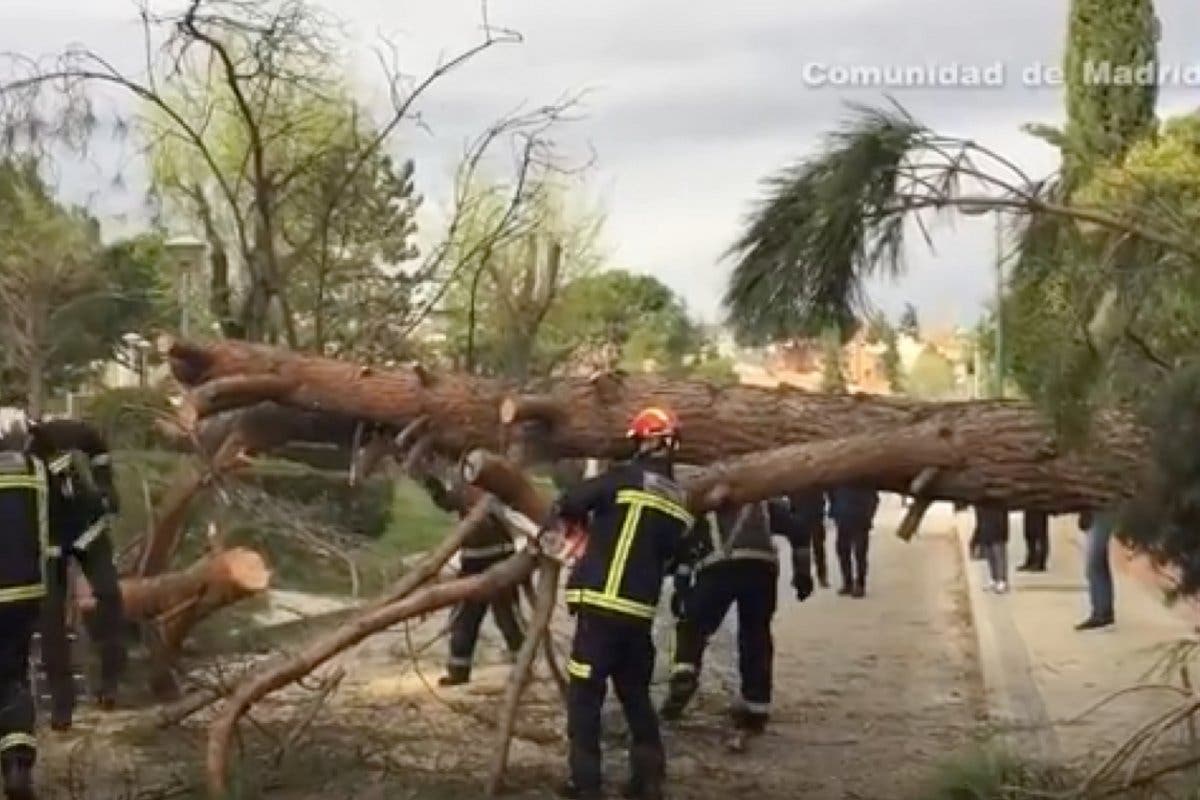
[0,426,55,799]
[789,488,827,587]
[828,485,879,597]
[30,419,125,729]
[551,407,695,800]
[421,474,525,686]
[660,496,814,732]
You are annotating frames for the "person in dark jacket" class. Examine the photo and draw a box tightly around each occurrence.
[660,496,813,733]
[1017,510,1050,572]
[422,474,525,686]
[827,486,879,597]
[28,420,125,730]
[974,505,1010,593]
[789,488,828,587]
[551,407,695,800]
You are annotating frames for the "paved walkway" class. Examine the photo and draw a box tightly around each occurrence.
[951,506,1198,765]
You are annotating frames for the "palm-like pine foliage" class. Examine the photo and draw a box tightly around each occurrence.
[723,103,1065,345]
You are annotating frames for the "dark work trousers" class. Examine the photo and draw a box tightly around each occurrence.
[0,602,39,772]
[446,556,524,679]
[666,560,778,728]
[835,520,870,589]
[42,535,126,725]
[809,523,828,584]
[567,612,663,797]
[1022,511,1050,571]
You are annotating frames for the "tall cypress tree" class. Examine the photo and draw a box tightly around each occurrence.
[1062,0,1159,188]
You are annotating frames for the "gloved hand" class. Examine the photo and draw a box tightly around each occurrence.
[670,590,688,619]
[792,555,814,601]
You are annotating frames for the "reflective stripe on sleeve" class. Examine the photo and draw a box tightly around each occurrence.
[566,659,592,680]
[0,733,36,752]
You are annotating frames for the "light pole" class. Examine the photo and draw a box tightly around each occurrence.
[960,205,1007,399]
[164,235,206,338]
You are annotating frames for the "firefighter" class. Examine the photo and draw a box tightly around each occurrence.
[660,495,813,734]
[789,488,827,587]
[828,485,879,597]
[550,407,695,800]
[422,474,525,686]
[29,419,125,730]
[0,424,55,799]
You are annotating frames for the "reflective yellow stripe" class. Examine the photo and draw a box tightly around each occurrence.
[604,504,642,596]
[0,584,44,603]
[564,589,656,620]
[616,489,694,527]
[0,733,35,752]
[0,477,42,489]
[566,659,592,680]
[74,517,108,550]
[48,455,71,474]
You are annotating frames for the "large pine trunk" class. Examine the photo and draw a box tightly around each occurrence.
[168,339,1149,511]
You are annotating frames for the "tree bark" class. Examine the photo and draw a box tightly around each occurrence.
[168,339,1149,512]
[169,339,509,455]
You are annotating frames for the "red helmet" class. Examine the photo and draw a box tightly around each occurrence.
[626,407,679,441]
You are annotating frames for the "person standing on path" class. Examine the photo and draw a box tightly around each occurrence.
[551,407,695,800]
[828,486,879,597]
[973,505,1010,593]
[1017,510,1050,572]
[1076,509,1116,630]
[660,496,813,732]
[788,488,828,588]
[421,474,526,686]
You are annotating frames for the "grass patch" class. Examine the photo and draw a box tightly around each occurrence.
[917,745,1075,800]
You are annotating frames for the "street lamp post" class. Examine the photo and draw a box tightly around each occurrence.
[992,213,1005,399]
[164,235,206,338]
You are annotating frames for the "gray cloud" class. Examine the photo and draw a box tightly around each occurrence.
[3,0,1198,327]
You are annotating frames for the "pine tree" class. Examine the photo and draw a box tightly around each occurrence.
[1063,0,1159,188]
[898,303,920,340]
[881,327,904,394]
[820,327,848,393]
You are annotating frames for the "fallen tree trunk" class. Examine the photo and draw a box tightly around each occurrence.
[170,339,507,455]
[169,338,1148,512]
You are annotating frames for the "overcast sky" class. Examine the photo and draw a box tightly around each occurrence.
[3,0,1199,330]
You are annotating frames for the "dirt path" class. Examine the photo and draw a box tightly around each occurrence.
[34,496,982,799]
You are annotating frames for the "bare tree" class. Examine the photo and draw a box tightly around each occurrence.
[0,0,553,349]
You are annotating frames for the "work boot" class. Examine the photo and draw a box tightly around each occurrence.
[437,665,470,687]
[625,745,665,800]
[659,674,696,722]
[815,563,829,589]
[852,581,866,598]
[95,689,117,712]
[837,584,853,596]
[1075,615,1114,631]
[2,755,34,800]
[558,780,602,800]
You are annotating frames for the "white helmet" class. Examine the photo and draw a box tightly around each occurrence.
[0,407,29,438]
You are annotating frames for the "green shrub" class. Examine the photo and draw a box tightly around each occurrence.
[232,462,395,539]
[81,386,174,450]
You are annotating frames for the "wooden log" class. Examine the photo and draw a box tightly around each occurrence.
[77,548,271,622]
